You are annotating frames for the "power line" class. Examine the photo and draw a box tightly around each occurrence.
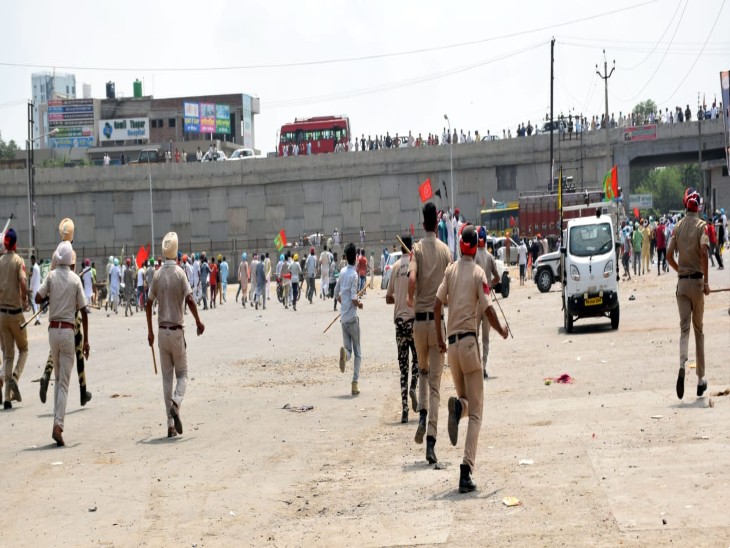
[658,0,727,105]
[619,0,683,71]
[0,1,659,73]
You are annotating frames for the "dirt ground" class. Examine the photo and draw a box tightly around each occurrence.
[1,262,729,547]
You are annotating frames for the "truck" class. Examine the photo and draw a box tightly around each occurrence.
[562,212,620,333]
[519,188,605,243]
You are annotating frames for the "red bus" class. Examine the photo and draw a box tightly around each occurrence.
[278,116,350,156]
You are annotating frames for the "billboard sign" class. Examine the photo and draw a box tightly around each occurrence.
[215,104,230,134]
[47,98,95,148]
[183,102,200,132]
[629,194,653,210]
[622,124,657,142]
[721,70,730,173]
[200,103,216,133]
[99,117,149,142]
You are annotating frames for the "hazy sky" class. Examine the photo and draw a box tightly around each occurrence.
[1,0,727,153]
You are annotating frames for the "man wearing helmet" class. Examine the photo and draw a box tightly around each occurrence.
[667,187,711,400]
[434,224,509,493]
[0,228,30,409]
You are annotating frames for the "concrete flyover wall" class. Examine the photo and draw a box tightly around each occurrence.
[0,118,724,263]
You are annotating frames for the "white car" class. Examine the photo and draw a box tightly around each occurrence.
[201,149,227,162]
[228,148,258,160]
[380,252,402,290]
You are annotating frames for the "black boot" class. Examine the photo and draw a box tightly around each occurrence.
[40,371,51,404]
[81,389,92,406]
[401,409,408,423]
[426,435,438,464]
[459,464,476,493]
[414,410,427,444]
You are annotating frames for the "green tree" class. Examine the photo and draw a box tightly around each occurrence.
[632,99,657,118]
[633,165,697,213]
[0,136,19,160]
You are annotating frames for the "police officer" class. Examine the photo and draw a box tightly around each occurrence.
[667,188,711,400]
[0,228,29,409]
[407,202,452,464]
[434,224,509,492]
[146,232,205,438]
[474,227,500,379]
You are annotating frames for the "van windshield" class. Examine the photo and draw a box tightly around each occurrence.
[569,223,613,257]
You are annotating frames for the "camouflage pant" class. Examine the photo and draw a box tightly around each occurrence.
[44,312,87,394]
[395,318,418,412]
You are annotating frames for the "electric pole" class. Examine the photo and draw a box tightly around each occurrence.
[596,50,615,173]
[549,38,555,192]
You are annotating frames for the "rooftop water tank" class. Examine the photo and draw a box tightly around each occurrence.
[133,79,142,98]
[106,81,115,99]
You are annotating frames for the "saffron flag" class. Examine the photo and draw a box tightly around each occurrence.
[602,165,618,201]
[136,244,149,269]
[419,178,433,202]
[274,229,287,252]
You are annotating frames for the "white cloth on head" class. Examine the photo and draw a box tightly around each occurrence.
[55,241,74,266]
[162,232,178,260]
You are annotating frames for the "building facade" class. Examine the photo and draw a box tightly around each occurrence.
[31,72,76,147]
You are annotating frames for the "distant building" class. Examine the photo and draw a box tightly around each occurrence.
[31,72,76,147]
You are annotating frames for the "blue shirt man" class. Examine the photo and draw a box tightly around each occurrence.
[333,243,363,395]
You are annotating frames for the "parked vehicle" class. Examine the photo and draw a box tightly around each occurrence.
[380,252,402,290]
[491,257,511,298]
[533,250,560,293]
[202,149,227,162]
[129,148,165,164]
[228,148,258,160]
[562,214,619,333]
[486,236,519,265]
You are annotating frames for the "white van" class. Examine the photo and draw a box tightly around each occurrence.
[562,213,619,333]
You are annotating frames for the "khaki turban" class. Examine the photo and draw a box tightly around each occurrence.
[162,232,178,260]
[59,218,75,242]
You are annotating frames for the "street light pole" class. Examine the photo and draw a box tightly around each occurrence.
[596,50,615,173]
[444,114,454,212]
[147,156,155,258]
[25,119,57,259]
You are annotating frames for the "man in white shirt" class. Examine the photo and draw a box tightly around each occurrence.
[305,247,318,303]
[29,255,42,326]
[517,239,528,285]
[319,245,331,300]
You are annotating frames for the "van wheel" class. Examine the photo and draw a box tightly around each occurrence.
[564,308,574,333]
[500,272,510,298]
[610,305,620,329]
[536,269,552,293]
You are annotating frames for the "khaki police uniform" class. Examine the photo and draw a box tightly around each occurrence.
[37,265,87,431]
[148,260,193,430]
[436,256,492,471]
[0,251,28,402]
[667,211,709,378]
[475,247,500,376]
[408,232,451,438]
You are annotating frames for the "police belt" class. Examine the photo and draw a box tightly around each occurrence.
[447,332,476,344]
[415,311,435,322]
[0,307,22,315]
[678,272,703,279]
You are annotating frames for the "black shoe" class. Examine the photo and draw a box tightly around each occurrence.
[414,410,427,444]
[3,401,11,410]
[448,397,462,446]
[170,401,183,434]
[40,373,50,404]
[9,377,21,403]
[401,409,408,423]
[426,435,438,464]
[697,380,707,397]
[459,464,476,493]
[81,390,92,406]
[483,368,489,380]
[409,387,418,413]
[676,368,685,400]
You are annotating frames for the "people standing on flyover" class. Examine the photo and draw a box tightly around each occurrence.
[407,202,452,464]
[146,232,205,438]
[0,228,30,409]
[667,188,711,400]
[475,227,500,379]
[237,253,249,307]
[305,247,317,303]
[435,224,509,493]
[334,243,363,396]
[36,241,89,446]
[386,235,418,423]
